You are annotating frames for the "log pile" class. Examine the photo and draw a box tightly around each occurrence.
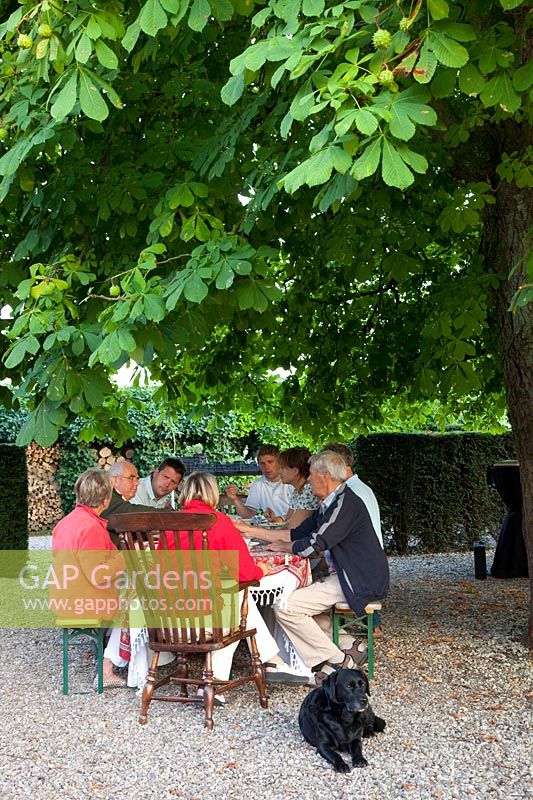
[26,443,63,533]
[96,446,126,470]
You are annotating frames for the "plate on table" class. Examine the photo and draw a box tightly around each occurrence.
[246,538,264,550]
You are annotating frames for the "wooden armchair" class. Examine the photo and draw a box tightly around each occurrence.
[109,511,268,729]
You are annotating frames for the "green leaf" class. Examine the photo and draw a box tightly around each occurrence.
[184,273,209,303]
[381,139,414,190]
[50,72,78,120]
[188,0,211,31]
[437,23,476,42]
[122,22,141,52]
[428,0,449,19]
[500,0,524,8]
[283,149,334,194]
[160,0,181,11]
[354,109,378,135]
[459,63,485,96]
[302,0,325,16]
[414,44,438,84]
[396,144,428,174]
[513,61,533,92]
[430,68,457,98]
[36,38,49,60]
[167,183,194,208]
[4,335,40,369]
[210,0,234,21]
[221,74,245,106]
[86,16,102,40]
[329,146,352,174]
[16,401,67,448]
[384,87,437,141]
[95,40,119,70]
[426,31,469,68]
[351,138,382,181]
[97,331,122,363]
[480,71,521,112]
[215,262,235,290]
[139,0,168,36]
[75,33,92,65]
[79,70,109,121]
[118,329,136,352]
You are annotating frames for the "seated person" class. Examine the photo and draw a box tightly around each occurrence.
[321,442,383,547]
[259,452,389,685]
[236,447,318,536]
[224,444,293,520]
[132,457,185,509]
[52,468,127,689]
[102,460,168,547]
[158,471,308,694]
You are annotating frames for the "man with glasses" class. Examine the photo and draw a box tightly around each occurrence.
[102,461,166,547]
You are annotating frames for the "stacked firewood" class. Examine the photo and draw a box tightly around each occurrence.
[96,446,129,470]
[26,443,63,532]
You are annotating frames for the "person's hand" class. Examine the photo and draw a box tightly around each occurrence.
[164,499,173,509]
[267,539,293,553]
[265,507,283,523]
[234,519,254,537]
[226,483,238,499]
[257,561,270,576]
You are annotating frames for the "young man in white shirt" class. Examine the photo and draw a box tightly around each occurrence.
[132,457,185,509]
[225,445,292,519]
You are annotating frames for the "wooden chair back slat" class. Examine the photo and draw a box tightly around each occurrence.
[108,510,267,728]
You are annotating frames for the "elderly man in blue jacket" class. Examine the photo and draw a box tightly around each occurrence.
[267,450,389,685]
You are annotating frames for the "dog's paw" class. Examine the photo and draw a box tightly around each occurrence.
[333,758,351,774]
[352,757,368,768]
[373,715,386,733]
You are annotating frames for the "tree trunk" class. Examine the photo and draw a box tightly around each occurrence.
[483,152,533,650]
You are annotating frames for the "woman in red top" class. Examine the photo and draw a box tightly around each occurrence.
[158,472,309,696]
[52,468,127,689]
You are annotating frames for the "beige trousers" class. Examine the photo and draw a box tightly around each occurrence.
[274,573,347,669]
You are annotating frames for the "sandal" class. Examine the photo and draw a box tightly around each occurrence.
[314,645,368,686]
[93,675,128,692]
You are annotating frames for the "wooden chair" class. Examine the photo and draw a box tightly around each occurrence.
[332,601,382,680]
[109,511,268,729]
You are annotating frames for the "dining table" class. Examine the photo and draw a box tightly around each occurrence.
[247,541,311,675]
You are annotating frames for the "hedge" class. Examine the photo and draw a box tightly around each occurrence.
[0,443,28,550]
[355,432,515,554]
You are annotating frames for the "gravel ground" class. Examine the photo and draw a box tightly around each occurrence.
[0,541,531,800]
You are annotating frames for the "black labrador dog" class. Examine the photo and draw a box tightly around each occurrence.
[298,668,386,773]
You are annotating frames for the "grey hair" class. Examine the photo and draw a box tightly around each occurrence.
[178,472,220,509]
[309,452,347,482]
[108,461,126,478]
[74,468,113,507]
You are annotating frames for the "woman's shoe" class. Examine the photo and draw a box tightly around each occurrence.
[263,662,310,685]
[93,675,128,692]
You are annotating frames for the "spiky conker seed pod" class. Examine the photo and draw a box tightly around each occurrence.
[38,23,53,39]
[378,69,395,86]
[372,29,392,50]
[17,33,33,49]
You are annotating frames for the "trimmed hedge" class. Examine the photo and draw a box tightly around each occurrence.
[355,432,515,554]
[0,443,28,549]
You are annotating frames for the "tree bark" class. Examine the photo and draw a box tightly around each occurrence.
[482,139,533,648]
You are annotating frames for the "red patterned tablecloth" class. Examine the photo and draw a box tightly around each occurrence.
[250,546,310,591]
